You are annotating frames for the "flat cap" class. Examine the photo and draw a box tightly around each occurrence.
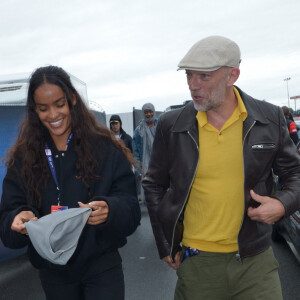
[178,35,241,72]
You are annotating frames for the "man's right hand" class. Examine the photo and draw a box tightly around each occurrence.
[162,251,181,270]
[11,211,37,235]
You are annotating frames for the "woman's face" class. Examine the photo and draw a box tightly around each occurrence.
[34,83,76,149]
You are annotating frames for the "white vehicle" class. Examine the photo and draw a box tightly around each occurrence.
[0,72,88,106]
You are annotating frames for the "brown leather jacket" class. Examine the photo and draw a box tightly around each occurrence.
[143,86,300,261]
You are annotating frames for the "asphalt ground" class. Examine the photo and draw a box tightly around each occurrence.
[0,204,176,300]
[0,204,299,300]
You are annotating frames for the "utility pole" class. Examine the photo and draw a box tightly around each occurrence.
[284,77,291,108]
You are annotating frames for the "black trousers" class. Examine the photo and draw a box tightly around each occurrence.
[39,262,124,300]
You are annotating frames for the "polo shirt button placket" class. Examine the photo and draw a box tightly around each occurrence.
[218,131,224,142]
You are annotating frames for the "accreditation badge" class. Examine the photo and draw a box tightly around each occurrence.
[51,205,69,213]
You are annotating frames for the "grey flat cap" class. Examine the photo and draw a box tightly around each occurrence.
[25,207,92,265]
[178,35,241,72]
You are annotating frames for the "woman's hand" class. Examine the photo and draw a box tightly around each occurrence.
[11,211,38,234]
[78,201,109,225]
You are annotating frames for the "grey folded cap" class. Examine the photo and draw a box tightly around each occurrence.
[178,35,241,72]
[25,207,92,265]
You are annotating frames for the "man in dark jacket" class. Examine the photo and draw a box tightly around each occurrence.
[281,106,299,146]
[109,114,132,151]
[143,36,300,300]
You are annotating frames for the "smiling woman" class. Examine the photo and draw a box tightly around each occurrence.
[0,66,140,300]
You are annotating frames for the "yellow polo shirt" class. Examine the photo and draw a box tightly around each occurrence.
[182,87,248,253]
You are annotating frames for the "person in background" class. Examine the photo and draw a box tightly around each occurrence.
[109,114,133,151]
[0,66,140,300]
[132,103,158,203]
[281,106,299,146]
[143,36,300,300]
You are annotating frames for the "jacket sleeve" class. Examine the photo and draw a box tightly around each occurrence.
[132,127,143,164]
[272,107,300,216]
[127,135,133,152]
[290,132,299,146]
[288,121,299,145]
[142,118,171,258]
[91,148,141,238]
[0,164,39,249]
[120,130,133,152]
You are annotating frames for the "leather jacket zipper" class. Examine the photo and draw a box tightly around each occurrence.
[170,130,199,262]
[252,143,276,149]
[236,120,256,263]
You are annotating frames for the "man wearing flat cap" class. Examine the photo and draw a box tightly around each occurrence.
[143,35,300,299]
[133,103,158,203]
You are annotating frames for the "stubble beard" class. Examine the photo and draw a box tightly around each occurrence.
[192,78,227,112]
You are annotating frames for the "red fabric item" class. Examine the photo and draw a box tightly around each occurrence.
[289,121,298,133]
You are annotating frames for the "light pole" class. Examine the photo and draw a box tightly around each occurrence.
[284,77,291,108]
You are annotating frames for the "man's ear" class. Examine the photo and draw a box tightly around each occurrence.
[227,67,240,86]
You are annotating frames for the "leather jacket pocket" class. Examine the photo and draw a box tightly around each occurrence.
[251,143,276,151]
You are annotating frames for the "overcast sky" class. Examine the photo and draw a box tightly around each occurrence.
[1,0,300,114]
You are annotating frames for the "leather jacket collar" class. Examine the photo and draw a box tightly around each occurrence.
[172,86,270,141]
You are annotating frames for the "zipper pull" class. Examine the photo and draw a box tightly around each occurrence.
[252,144,263,149]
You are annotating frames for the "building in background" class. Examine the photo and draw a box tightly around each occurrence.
[106,101,191,137]
[106,108,164,137]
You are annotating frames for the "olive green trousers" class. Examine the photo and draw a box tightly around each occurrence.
[175,247,282,300]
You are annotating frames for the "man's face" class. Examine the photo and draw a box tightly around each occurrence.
[144,109,154,121]
[186,67,230,112]
[110,121,121,134]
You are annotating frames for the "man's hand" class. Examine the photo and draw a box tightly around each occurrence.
[247,189,285,224]
[78,201,109,225]
[11,211,37,235]
[162,251,181,270]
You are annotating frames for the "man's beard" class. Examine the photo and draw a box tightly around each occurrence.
[192,79,227,112]
[145,117,154,124]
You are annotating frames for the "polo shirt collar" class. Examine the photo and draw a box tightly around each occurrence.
[196,87,248,127]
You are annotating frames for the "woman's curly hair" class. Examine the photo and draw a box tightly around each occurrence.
[3,66,133,208]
